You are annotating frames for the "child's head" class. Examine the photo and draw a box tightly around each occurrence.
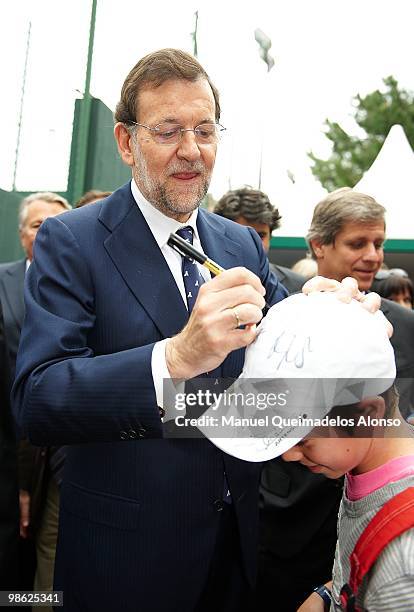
[282,386,400,478]
[208,291,397,463]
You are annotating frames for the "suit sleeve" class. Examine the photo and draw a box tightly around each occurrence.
[12,218,163,446]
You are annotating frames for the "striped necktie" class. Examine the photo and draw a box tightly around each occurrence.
[175,227,231,504]
[175,226,205,312]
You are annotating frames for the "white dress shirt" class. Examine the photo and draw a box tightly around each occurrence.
[130,180,211,413]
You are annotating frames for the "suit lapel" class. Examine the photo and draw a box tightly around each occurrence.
[99,188,245,345]
[100,186,188,339]
[197,209,242,271]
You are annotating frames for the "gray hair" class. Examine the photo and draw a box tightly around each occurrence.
[19,192,71,229]
[306,187,386,258]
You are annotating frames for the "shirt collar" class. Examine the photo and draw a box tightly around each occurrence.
[130,179,200,249]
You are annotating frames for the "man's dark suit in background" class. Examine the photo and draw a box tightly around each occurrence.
[0,260,37,590]
[379,297,414,415]
[269,263,305,295]
[0,301,19,590]
[0,259,37,500]
[0,193,71,603]
[0,260,25,379]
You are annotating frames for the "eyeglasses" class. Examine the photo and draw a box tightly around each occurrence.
[127,121,226,146]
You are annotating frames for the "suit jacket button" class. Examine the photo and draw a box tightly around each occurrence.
[128,429,137,439]
[137,427,147,438]
[213,499,224,512]
[120,430,128,440]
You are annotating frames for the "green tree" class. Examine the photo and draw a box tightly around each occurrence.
[309,76,414,192]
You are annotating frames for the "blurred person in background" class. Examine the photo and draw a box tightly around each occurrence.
[0,191,71,607]
[372,269,413,310]
[75,189,112,208]
[0,192,71,377]
[0,300,19,594]
[291,255,318,280]
[214,187,305,293]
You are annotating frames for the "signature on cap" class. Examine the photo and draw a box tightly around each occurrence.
[268,331,313,370]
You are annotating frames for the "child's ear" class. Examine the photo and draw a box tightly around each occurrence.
[359,396,386,419]
[354,396,387,438]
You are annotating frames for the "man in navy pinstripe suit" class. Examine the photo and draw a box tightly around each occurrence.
[12,49,287,611]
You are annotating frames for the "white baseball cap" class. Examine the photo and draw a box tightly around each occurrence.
[202,292,396,461]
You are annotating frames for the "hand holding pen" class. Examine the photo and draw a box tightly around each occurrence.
[165,232,267,381]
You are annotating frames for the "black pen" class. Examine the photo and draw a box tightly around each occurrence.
[167,232,225,276]
[167,232,271,312]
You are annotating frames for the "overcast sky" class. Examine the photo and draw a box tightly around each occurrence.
[1,0,413,233]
